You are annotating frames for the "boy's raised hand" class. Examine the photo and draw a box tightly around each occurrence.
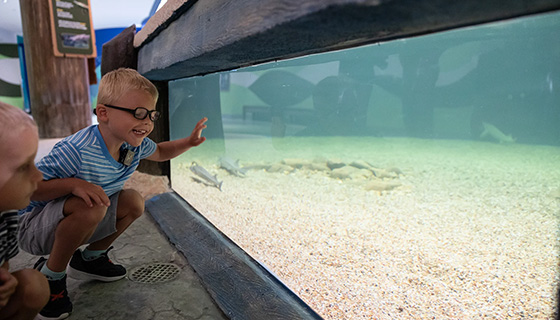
[187,117,207,147]
[147,117,208,162]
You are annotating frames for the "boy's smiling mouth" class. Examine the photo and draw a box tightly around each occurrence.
[132,129,148,136]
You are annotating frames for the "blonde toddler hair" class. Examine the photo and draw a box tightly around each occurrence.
[0,102,38,188]
[0,102,37,142]
[97,68,158,106]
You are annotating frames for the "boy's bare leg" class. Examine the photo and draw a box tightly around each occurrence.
[46,197,108,272]
[0,269,49,319]
[86,189,144,251]
[44,189,143,272]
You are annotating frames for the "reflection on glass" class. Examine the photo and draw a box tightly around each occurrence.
[169,12,560,319]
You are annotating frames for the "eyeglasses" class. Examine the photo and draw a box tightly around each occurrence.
[103,104,160,122]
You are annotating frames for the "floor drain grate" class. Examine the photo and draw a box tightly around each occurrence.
[128,263,181,284]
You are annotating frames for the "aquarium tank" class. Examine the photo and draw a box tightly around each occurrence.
[167,11,559,320]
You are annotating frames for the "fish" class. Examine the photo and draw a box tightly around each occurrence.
[480,122,516,144]
[189,162,223,191]
[219,157,248,177]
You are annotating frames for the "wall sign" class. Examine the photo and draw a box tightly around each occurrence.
[48,0,97,58]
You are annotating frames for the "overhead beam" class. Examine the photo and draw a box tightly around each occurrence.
[136,0,560,81]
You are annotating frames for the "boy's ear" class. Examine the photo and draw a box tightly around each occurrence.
[95,104,109,121]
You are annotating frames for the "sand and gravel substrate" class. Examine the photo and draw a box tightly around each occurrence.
[170,136,560,320]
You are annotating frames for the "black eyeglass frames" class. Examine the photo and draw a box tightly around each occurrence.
[102,104,160,121]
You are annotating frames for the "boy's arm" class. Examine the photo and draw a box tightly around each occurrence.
[31,178,111,208]
[146,117,207,162]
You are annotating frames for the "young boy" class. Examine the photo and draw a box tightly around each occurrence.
[18,68,207,319]
[0,102,50,319]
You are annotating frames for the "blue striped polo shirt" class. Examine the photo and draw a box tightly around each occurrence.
[24,125,157,211]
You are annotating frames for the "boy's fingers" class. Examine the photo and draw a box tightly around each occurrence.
[100,192,110,206]
[84,198,93,207]
[91,194,109,207]
[4,276,16,290]
[96,194,110,207]
[0,269,10,281]
[75,191,93,207]
[86,193,98,207]
[89,186,109,206]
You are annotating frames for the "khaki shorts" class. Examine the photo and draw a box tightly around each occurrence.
[18,192,120,256]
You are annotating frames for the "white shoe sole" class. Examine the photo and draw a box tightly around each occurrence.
[34,311,71,320]
[66,266,126,282]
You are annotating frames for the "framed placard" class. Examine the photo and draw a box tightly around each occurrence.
[48,0,97,58]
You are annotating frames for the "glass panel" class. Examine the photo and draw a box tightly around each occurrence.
[169,12,560,319]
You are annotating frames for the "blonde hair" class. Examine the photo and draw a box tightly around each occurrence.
[97,68,158,105]
[0,102,38,190]
[0,102,37,142]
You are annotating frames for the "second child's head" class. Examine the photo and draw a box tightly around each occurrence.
[0,102,43,211]
[95,68,159,147]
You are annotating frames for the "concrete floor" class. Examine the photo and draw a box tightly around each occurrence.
[8,137,228,319]
[10,211,228,320]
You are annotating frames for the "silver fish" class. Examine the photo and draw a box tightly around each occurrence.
[189,162,223,191]
[480,122,516,144]
[219,157,248,177]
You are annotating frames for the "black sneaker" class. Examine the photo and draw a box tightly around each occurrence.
[34,258,73,320]
[67,246,127,282]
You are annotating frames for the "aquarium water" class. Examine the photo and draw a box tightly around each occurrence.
[168,12,560,320]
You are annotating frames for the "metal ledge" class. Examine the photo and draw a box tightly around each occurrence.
[146,192,323,320]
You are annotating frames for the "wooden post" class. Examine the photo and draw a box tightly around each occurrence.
[19,0,91,138]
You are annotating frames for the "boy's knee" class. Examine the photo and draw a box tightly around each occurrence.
[118,189,145,219]
[82,206,108,227]
[14,269,49,310]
